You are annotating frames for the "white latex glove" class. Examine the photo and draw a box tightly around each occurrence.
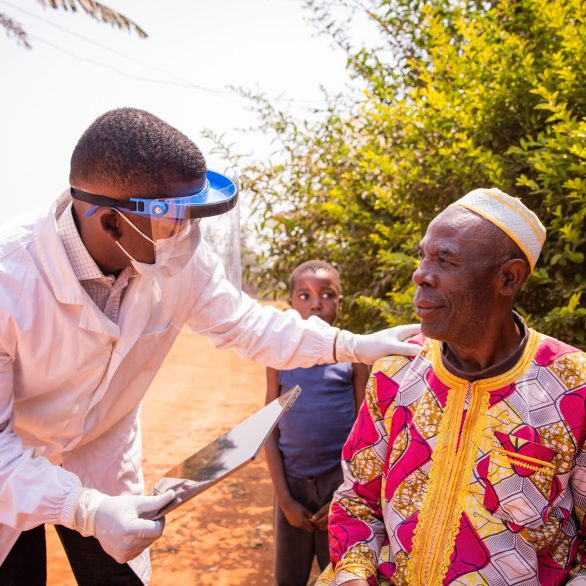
[335,323,421,364]
[73,488,175,563]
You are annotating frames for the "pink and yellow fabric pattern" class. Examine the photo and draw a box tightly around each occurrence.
[317,331,586,585]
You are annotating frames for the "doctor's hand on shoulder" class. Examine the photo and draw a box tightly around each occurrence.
[72,488,176,563]
[335,323,421,364]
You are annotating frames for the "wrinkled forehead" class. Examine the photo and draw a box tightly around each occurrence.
[419,207,510,265]
[423,206,488,243]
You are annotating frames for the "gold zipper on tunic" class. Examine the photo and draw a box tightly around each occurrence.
[421,384,469,581]
[409,382,489,586]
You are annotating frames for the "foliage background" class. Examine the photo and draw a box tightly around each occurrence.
[233,0,586,348]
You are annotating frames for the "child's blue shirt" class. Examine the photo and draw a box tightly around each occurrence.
[277,362,355,478]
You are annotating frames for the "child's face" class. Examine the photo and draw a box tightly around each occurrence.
[289,270,341,325]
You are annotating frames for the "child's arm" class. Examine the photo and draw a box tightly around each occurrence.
[264,366,314,532]
[351,362,370,413]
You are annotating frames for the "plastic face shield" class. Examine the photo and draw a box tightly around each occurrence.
[71,170,242,333]
[71,169,237,238]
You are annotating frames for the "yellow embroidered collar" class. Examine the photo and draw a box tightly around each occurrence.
[430,328,539,392]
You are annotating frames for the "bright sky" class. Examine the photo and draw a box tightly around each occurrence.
[0,0,364,220]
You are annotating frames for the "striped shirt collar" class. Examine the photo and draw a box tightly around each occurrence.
[56,202,114,283]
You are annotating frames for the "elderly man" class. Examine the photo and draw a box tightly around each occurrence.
[317,188,586,586]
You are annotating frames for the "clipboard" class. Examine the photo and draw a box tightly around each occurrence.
[146,385,302,520]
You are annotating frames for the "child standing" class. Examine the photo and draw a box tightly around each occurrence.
[265,260,370,586]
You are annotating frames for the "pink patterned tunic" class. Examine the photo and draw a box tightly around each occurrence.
[317,330,586,585]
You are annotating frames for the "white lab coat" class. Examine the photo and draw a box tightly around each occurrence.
[0,192,336,582]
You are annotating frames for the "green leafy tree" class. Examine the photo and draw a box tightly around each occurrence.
[238,0,586,347]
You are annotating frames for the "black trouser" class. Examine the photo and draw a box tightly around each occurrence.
[0,524,142,586]
[273,466,342,586]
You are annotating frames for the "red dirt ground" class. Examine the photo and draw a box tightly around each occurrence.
[46,332,321,585]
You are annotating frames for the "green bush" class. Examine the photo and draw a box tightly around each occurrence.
[239,0,586,348]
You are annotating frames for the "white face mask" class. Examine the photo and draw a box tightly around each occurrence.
[113,210,201,279]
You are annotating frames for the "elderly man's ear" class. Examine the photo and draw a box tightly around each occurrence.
[498,258,529,297]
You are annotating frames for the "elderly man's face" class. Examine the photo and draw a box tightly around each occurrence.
[412,207,503,345]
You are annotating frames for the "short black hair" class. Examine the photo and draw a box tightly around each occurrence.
[288,260,341,296]
[69,108,206,194]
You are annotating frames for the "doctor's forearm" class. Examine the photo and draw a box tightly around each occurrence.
[204,296,337,369]
[0,435,84,531]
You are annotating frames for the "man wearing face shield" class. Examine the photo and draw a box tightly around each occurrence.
[0,108,419,586]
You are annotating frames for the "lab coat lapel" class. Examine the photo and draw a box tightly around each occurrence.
[34,191,120,338]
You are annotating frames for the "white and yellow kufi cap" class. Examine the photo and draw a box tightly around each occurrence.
[450,187,546,271]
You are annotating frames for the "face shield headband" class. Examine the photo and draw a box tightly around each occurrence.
[70,170,238,223]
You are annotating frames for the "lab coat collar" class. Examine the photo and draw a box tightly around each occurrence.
[34,191,122,337]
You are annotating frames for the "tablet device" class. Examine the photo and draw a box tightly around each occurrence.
[146,384,302,520]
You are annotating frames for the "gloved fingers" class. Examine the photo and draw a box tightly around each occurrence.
[122,534,162,549]
[390,323,422,341]
[136,489,176,516]
[388,339,421,356]
[126,517,166,540]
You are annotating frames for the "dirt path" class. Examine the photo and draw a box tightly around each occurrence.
[46,332,301,585]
